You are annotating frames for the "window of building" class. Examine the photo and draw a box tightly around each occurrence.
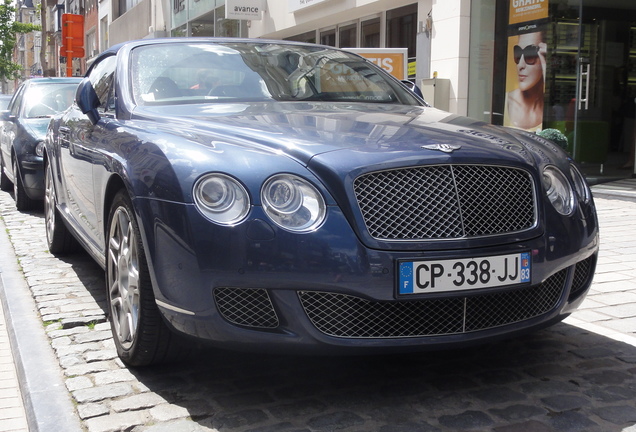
[86,30,97,58]
[361,17,381,48]
[172,25,187,37]
[171,4,247,38]
[339,23,357,48]
[215,5,242,37]
[118,0,141,16]
[320,28,336,47]
[386,4,417,58]
[99,16,109,53]
[192,17,215,37]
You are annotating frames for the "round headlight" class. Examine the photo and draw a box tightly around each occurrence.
[569,164,590,204]
[542,166,575,215]
[194,173,249,225]
[261,174,326,233]
[35,141,45,157]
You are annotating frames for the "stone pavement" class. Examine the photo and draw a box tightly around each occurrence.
[0,180,635,432]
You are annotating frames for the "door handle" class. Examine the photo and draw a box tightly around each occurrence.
[578,59,590,111]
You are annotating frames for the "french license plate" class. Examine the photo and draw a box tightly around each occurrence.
[398,252,531,295]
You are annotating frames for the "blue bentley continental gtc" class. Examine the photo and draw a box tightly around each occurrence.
[44,38,598,366]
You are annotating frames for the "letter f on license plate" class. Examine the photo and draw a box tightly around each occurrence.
[398,252,531,295]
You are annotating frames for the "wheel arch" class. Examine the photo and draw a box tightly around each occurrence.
[102,174,128,240]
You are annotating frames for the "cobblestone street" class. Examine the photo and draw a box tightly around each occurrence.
[1,188,636,432]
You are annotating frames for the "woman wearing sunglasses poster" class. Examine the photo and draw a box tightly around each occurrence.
[504,29,547,132]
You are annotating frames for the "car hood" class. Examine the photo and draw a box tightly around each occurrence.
[132,102,556,171]
[23,118,52,139]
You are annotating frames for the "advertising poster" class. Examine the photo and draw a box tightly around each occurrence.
[504,0,549,132]
[345,48,408,80]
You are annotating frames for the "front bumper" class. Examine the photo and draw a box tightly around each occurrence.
[18,154,45,200]
[135,198,599,354]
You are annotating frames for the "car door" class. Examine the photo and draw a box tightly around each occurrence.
[57,57,117,257]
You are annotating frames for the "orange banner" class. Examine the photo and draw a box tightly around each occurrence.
[345,49,408,80]
[509,0,548,25]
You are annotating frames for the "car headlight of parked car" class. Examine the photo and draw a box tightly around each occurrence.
[569,163,591,204]
[261,174,326,233]
[542,165,575,215]
[35,141,45,157]
[194,173,250,225]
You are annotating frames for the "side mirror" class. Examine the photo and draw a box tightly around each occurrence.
[401,79,424,99]
[76,77,100,125]
[0,110,10,121]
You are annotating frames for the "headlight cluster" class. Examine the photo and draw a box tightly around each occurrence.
[261,174,326,233]
[193,174,250,225]
[569,164,591,204]
[542,164,591,215]
[35,141,45,157]
[194,173,326,232]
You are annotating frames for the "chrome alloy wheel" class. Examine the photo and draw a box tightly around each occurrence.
[107,206,141,350]
[44,163,56,245]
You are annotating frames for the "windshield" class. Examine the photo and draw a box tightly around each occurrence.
[23,83,78,118]
[130,42,421,106]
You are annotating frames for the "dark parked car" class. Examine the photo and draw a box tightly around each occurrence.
[45,38,598,366]
[1,78,81,210]
[0,94,12,110]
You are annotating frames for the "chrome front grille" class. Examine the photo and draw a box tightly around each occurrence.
[214,288,279,328]
[353,165,536,240]
[298,269,567,338]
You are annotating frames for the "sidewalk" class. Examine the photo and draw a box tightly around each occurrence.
[0,210,83,432]
[589,177,636,201]
[0,295,28,432]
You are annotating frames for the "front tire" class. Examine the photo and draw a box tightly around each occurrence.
[44,161,78,254]
[13,155,38,211]
[107,190,186,366]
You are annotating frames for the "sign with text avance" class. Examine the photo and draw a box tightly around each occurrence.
[226,0,263,20]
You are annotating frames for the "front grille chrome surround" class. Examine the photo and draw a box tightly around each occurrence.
[353,165,536,241]
[298,269,567,339]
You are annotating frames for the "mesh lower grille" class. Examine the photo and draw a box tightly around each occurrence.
[353,165,536,240]
[569,256,594,300]
[299,269,567,338]
[214,288,279,328]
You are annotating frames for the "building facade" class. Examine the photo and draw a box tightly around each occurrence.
[12,0,636,169]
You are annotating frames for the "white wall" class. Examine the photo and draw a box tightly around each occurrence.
[429,0,470,115]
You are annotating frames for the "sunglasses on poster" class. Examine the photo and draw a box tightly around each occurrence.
[513,44,540,65]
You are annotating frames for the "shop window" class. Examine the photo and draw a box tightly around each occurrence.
[192,16,215,37]
[386,4,417,58]
[361,17,381,48]
[339,23,357,48]
[172,25,187,37]
[321,28,336,47]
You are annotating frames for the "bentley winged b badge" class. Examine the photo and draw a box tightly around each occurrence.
[421,143,462,153]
